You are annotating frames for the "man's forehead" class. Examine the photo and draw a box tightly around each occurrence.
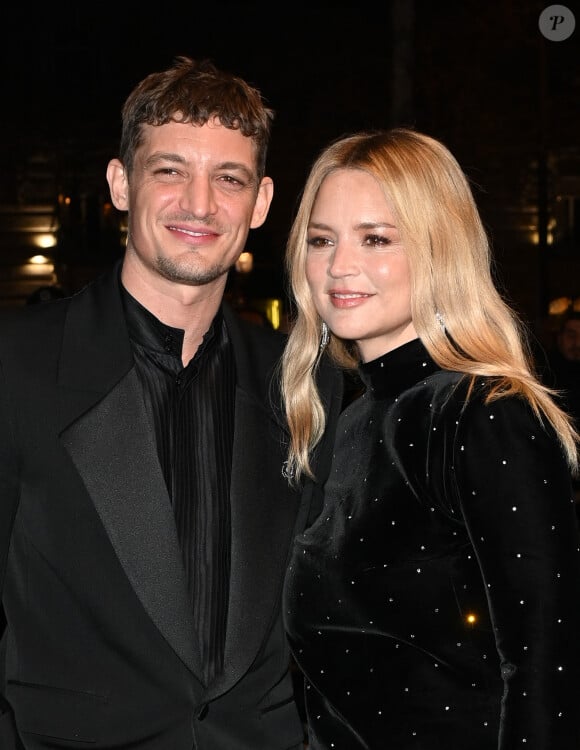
[142,119,254,151]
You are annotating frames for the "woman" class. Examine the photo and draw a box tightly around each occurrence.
[281,128,580,749]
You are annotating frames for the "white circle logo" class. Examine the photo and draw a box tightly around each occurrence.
[539,4,576,41]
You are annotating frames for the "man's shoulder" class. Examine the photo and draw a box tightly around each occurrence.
[0,265,121,351]
[0,295,70,335]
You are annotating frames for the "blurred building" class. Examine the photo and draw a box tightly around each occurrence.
[0,1,578,337]
[2,129,578,340]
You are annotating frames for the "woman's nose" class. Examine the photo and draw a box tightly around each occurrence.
[328,242,358,278]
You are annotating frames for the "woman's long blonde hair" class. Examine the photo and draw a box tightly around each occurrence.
[281,128,579,481]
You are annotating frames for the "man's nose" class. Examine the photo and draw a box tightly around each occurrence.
[179,178,217,217]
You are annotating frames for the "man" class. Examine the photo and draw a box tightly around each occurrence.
[542,309,580,511]
[544,310,580,426]
[0,57,342,748]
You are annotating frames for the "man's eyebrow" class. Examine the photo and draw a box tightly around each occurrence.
[143,152,185,168]
[216,161,256,181]
[142,153,255,181]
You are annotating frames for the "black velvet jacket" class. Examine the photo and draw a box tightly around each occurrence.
[284,338,580,749]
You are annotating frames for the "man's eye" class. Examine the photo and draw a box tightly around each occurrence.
[155,167,180,177]
[219,175,244,186]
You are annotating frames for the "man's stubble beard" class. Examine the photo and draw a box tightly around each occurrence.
[155,254,234,286]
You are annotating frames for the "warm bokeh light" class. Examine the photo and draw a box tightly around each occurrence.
[235,251,253,274]
[549,297,573,315]
[34,234,57,250]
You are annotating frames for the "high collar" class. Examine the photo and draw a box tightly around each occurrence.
[358,338,441,399]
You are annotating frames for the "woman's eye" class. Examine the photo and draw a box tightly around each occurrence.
[365,234,391,247]
[307,236,331,249]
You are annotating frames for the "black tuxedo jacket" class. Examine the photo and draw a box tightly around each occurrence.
[0,263,343,749]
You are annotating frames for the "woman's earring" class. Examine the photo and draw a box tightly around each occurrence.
[319,321,330,351]
[435,311,446,332]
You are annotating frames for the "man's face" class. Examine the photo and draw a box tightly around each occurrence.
[108,118,273,294]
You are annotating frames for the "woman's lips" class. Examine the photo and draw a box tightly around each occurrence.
[328,291,373,309]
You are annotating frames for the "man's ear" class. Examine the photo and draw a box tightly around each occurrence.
[250,177,274,229]
[106,159,129,211]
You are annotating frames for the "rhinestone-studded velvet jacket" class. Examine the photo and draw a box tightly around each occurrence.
[284,338,580,750]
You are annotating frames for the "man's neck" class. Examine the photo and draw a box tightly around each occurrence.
[121,261,226,366]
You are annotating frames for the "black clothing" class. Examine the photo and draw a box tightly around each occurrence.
[0,261,344,749]
[540,347,580,514]
[123,290,234,685]
[543,348,580,429]
[285,338,580,749]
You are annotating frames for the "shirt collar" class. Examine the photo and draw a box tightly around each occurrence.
[120,284,220,360]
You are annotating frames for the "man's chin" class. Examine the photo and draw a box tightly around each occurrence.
[157,260,228,287]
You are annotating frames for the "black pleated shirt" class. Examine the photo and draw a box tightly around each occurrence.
[122,287,235,686]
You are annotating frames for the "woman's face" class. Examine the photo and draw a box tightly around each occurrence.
[305,168,417,362]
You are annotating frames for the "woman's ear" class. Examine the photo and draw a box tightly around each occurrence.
[106,159,129,211]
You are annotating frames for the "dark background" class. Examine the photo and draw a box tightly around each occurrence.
[1,1,579,328]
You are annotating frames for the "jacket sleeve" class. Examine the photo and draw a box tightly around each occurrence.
[0,358,20,729]
[455,394,580,749]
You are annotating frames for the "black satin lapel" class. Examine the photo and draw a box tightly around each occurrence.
[206,387,299,698]
[60,367,202,677]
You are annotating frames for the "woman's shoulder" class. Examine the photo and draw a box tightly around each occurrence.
[395,372,549,440]
[395,368,468,413]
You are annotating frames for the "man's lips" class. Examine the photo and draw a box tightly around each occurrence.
[167,224,218,240]
[167,224,215,237]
